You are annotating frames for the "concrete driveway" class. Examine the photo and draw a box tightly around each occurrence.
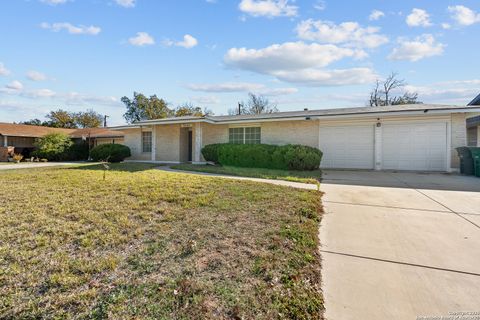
[320,170,480,320]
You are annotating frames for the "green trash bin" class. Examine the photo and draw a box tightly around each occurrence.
[468,147,480,177]
[456,147,475,175]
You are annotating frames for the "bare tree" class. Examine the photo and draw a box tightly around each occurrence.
[369,72,421,106]
[230,93,279,115]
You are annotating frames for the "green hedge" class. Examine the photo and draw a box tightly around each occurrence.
[90,144,131,163]
[201,143,322,171]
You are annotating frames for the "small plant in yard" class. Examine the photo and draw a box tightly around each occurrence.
[12,153,23,163]
[100,158,111,180]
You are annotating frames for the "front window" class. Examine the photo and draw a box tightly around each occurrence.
[229,127,261,144]
[142,131,152,152]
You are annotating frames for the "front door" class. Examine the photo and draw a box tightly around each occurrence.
[188,130,193,162]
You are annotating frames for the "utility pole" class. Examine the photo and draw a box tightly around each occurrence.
[237,103,243,115]
[103,115,109,127]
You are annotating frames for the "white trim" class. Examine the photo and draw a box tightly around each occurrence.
[374,123,382,170]
[228,123,261,128]
[194,123,203,162]
[136,118,214,125]
[447,121,452,172]
[151,125,157,161]
[110,125,141,130]
[3,135,7,147]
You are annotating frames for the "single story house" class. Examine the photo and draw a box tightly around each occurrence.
[0,122,124,157]
[113,104,480,172]
[467,94,480,146]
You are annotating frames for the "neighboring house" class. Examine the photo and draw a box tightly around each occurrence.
[0,122,124,157]
[112,104,480,172]
[467,94,480,146]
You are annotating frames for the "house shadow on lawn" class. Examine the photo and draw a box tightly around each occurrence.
[67,162,161,172]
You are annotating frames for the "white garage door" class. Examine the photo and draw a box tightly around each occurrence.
[319,125,375,169]
[382,122,447,171]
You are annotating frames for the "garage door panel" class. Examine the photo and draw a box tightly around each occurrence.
[382,122,447,171]
[319,125,374,169]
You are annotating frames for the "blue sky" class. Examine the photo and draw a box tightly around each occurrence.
[1,0,479,125]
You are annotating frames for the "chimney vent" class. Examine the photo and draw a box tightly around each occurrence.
[304,108,308,111]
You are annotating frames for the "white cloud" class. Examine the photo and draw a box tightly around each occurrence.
[23,89,57,98]
[406,8,432,27]
[313,0,326,11]
[238,0,298,18]
[404,80,480,105]
[164,34,198,49]
[128,32,155,46]
[389,34,444,62]
[441,23,451,29]
[448,5,480,26]
[259,87,298,96]
[115,0,136,8]
[40,22,101,35]
[186,82,298,96]
[296,20,389,48]
[0,63,10,76]
[40,0,68,5]
[5,81,23,91]
[191,96,220,104]
[224,42,375,86]
[270,68,377,86]
[27,70,48,81]
[225,42,366,74]
[62,92,121,106]
[187,82,265,92]
[369,10,385,21]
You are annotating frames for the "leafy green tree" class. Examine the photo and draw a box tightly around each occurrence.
[33,133,74,161]
[74,109,103,128]
[174,103,213,117]
[46,109,77,128]
[122,92,173,123]
[19,119,44,126]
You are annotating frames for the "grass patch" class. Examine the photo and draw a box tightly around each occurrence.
[171,164,322,185]
[0,163,323,319]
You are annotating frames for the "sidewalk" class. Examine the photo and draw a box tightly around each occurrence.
[157,166,319,190]
[0,162,88,171]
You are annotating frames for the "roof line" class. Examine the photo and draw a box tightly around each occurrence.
[468,93,480,106]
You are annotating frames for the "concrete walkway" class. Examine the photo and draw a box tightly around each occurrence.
[0,162,88,170]
[320,170,480,320]
[156,166,318,190]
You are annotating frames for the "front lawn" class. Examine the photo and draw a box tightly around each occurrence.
[171,164,322,185]
[0,163,323,319]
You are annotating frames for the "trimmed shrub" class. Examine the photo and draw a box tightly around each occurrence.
[33,133,74,161]
[63,143,90,161]
[90,144,131,163]
[201,144,222,163]
[202,143,322,171]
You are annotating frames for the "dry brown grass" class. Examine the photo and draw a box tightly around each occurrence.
[0,163,323,319]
